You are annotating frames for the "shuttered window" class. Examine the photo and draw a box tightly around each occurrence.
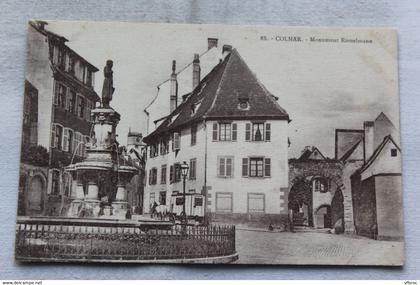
[218,156,233,178]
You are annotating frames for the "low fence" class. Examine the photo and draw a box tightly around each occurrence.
[15,217,236,262]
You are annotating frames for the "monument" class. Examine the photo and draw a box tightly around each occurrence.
[66,60,137,218]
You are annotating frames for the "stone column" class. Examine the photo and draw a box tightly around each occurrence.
[68,182,85,217]
[112,183,129,218]
[85,180,100,217]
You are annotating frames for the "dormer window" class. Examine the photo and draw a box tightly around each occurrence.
[190,101,202,116]
[238,96,250,110]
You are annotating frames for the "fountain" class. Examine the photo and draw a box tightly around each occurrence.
[66,60,137,219]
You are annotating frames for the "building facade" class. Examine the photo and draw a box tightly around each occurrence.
[18,21,100,216]
[143,48,290,225]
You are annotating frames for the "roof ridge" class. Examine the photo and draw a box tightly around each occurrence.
[203,51,233,118]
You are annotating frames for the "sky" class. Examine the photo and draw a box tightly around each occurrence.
[45,21,399,158]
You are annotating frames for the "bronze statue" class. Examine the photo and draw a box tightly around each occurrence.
[101,60,115,107]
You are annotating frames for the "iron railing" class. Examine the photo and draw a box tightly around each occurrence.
[15,217,236,262]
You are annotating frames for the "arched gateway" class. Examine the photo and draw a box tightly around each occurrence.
[288,159,345,231]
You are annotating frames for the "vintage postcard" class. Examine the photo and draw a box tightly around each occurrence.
[16,21,403,265]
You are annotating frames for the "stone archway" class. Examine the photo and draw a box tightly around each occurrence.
[288,178,313,227]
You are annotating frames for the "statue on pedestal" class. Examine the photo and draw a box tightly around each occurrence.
[102,60,115,108]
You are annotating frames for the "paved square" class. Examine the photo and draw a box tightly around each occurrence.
[235,229,404,265]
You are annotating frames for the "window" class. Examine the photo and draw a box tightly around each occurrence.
[73,132,83,156]
[313,177,329,193]
[252,123,264,141]
[213,122,237,141]
[189,159,196,180]
[216,192,233,213]
[161,165,167,184]
[149,168,157,185]
[191,125,197,145]
[391,148,397,157]
[173,132,180,150]
[68,55,75,75]
[55,84,67,108]
[248,193,265,213]
[174,163,181,182]
[51,169,60,195]
[150,143,159,158]
[77,96,85,118]
[188,189,196,193]
[246,123,271,141]
[159,191,166,205]
[86,70,93,87]
[52,124,63,150]
[62,128,73,153]
[85,99,92,121]
[249,157,264,177]
[58,49,65,69]
[218,156,233,178]
[264,158,271,177]
[67,90,76,113]
[169,165,174,184]
[219,123,231,141]
[194,196,203,207]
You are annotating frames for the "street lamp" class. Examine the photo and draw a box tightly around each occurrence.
[180,161,189,232]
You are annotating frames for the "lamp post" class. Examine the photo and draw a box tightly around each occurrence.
[180,161,189,233]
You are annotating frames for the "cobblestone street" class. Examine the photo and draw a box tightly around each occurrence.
[235,228,404,265]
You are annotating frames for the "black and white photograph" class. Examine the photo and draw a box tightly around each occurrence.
[15,20,403,265]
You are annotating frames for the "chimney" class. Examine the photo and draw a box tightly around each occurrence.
[208,38,218,50]
[192,54,201,90]
[222,44,232,57]
[170,60,178,113]
[364,121,375,161]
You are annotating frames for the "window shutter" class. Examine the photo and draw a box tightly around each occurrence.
[245,123,251,141]
[264,158,271,177]
[170,165,174,183]
[51,124,56,148]
[212,123,218,141]
[265,123,271,141]
[174,132,180,150]
[218,158,225,177]
[63,128,69,152]
[232,123,237,141]
[149,169,152,185]
[226,158,232,177]
[242,158,249,176]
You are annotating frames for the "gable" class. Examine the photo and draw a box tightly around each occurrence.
[360,137,401,181]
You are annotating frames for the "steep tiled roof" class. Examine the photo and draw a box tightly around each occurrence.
[144,49,289,143]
